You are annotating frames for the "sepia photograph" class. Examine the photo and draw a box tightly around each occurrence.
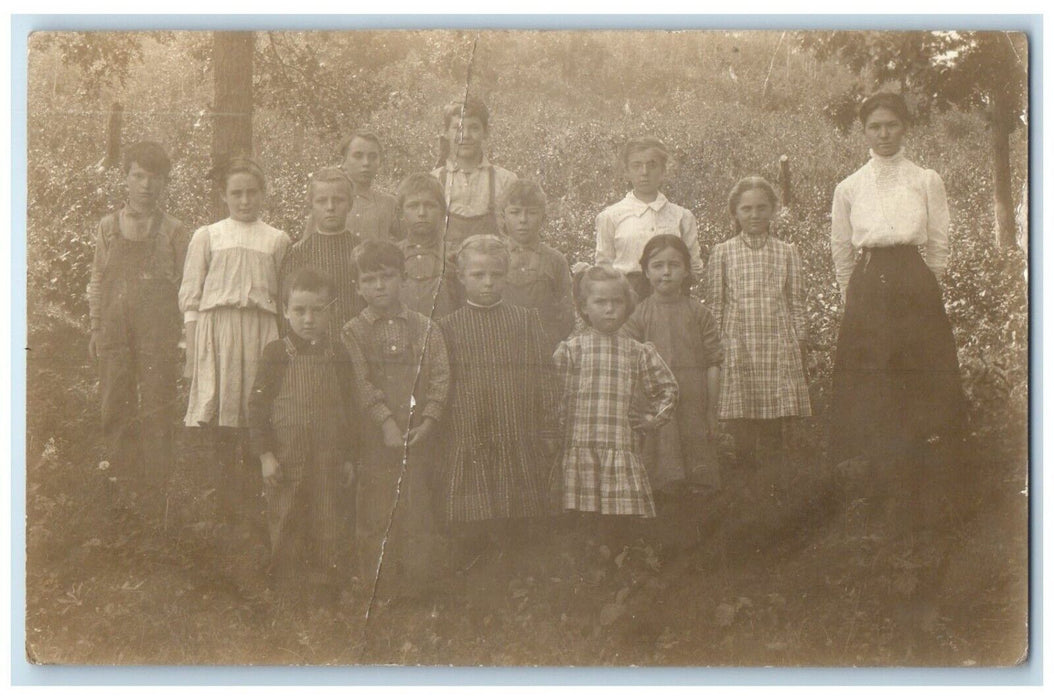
[22,25,1030,669]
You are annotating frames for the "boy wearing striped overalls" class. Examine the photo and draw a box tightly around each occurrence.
[248,267,357,605]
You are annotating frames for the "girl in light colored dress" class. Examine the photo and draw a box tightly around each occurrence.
[180,156,291,528]
[706,176,810,471]
[554,265,678,529]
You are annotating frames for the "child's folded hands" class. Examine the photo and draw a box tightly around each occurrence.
[406,417,436,447]
[381,418,404,449]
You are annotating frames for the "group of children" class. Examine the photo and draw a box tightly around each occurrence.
[88,97,811,605]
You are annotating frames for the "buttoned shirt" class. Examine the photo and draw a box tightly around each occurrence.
[432,157,518,217]
[595,192,704,277]
[342,304,450,427]
[505,238,575,345]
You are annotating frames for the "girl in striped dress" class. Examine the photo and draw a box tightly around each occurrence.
[705,176,811,471]
[435,235,558,551]
[554,265,678,524]
[180,156,291,530]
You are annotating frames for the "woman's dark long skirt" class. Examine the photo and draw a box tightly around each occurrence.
[829,246,964,468]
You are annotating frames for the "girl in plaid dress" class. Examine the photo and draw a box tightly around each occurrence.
[554,266,679,521]
[705,177,811,470]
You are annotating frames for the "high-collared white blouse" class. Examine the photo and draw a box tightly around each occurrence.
[595,191,704,277]
[830,149,950,293]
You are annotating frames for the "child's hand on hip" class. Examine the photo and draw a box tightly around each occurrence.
[406,417,436,447]
[260,452,281,488]
[634,415,661,432]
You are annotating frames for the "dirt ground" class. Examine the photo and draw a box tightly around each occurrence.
[24,303,1029,668]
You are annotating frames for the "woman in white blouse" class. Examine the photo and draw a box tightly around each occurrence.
[828,93,964,487]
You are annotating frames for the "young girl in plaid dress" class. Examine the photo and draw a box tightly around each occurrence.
[554,266,679,523]
[705,177,811,470]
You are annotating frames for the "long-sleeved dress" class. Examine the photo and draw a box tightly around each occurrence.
[179,217,291,428]
[435,302,557,524]
[554,328,679,517]
[623,295,724,492]
[705,234,811,420]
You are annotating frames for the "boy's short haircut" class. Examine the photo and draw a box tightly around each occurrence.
[442,96,490,131]
[355,239,405,275]
[396,172,447,215]
[338,129,384,159]
[123,141,172,177]
[500,178,547,211]
[283,265,336,304]
[456,234,509,271]
[308,167,354,202]
[621,136,670,168]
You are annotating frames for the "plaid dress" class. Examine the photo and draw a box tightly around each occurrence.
[705,234,811,420]
[554,329,679,517]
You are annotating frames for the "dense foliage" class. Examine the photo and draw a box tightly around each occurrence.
[25,30,1028,666]
[27,30,1027,444]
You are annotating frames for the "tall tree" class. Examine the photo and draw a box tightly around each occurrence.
[800,30,1028,247]
[211,31,254,219]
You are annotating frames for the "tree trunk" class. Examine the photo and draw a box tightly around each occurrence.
[778,154,793,208]
[211,31,254,219]
[990,87,1017,248]
[104,102,123,169]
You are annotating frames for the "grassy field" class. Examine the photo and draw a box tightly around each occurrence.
[24,31,1029,668]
